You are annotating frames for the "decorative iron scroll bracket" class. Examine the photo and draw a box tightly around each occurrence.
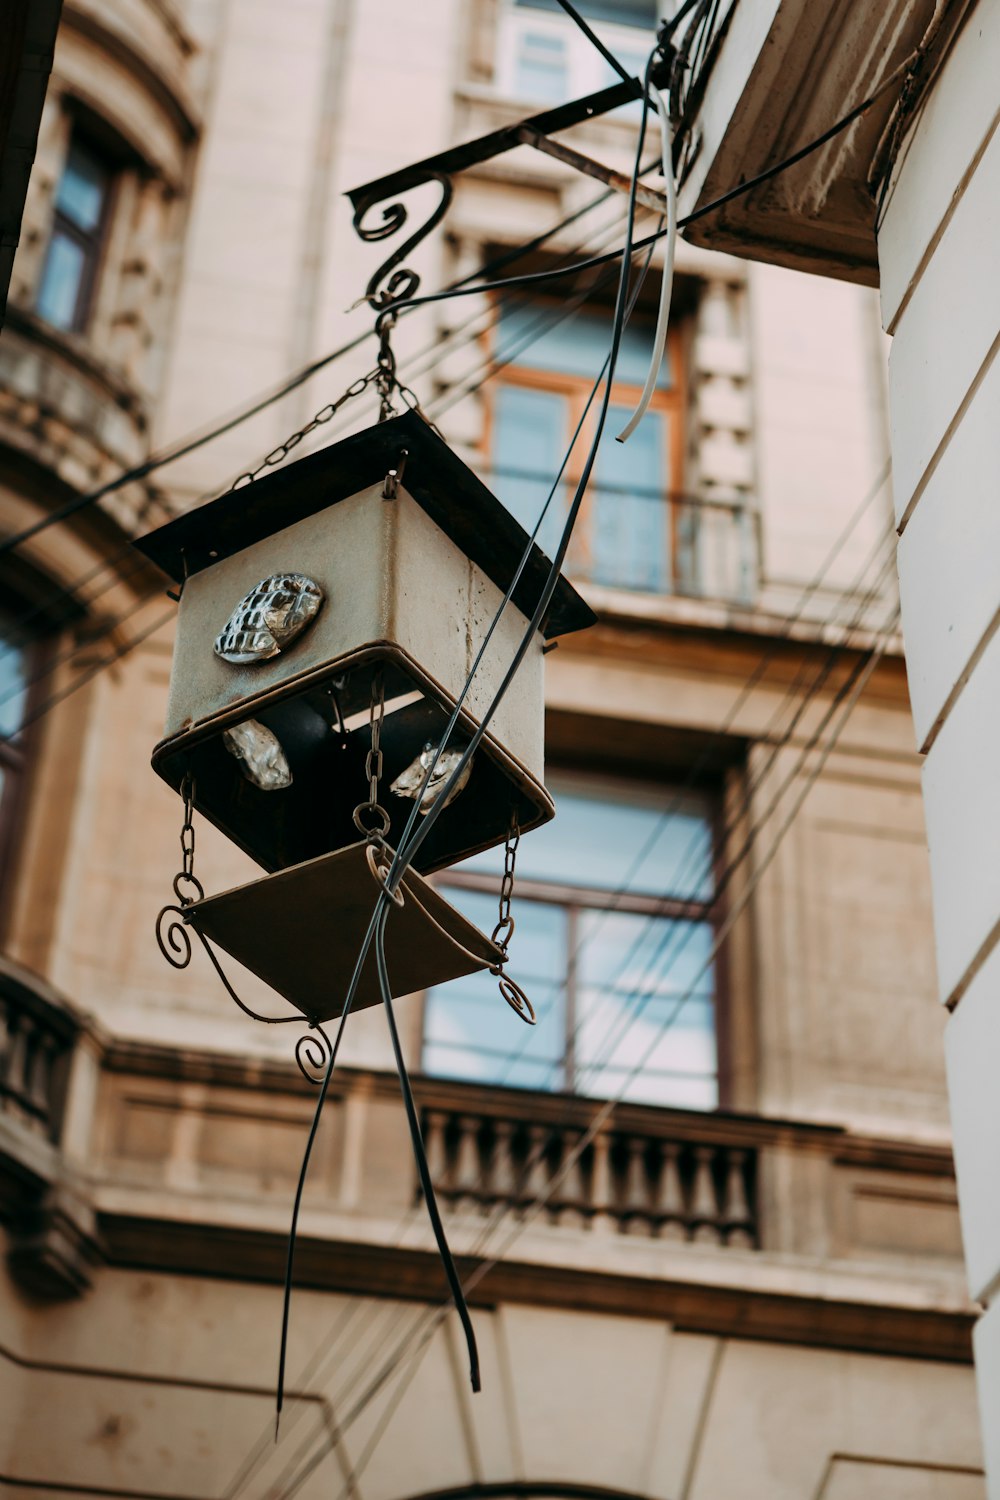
[345,65,671,311]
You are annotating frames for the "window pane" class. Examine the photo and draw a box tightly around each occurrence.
[492,383,568,559]
[462,781,715,901]
[56,141,109,232]
[575,910,717,1107]
[515,0,657,27]
[593,405,668,590]
[423,887,567,1090]
[514,29,568,102]
[498,305,671,388]
[36,231,86,330]
[0,614,31,740]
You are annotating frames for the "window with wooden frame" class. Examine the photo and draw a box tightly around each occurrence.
[0,607,46,917]
[36,132,115,334]
[484,300,687,594]
[422,770,722,1110]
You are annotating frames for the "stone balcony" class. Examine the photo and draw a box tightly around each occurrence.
[0,963,975,1363]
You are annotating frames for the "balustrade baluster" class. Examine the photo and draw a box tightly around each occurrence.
[453,1114,483,1214]
[721,1148,755,1247]
[422,1110,450,1200]
[0,1000,11,1095]
[622,1137,652,1236]
[28,1032,55,1131]
[519,1124,550,1220]
[3,1019,30,1120]
[653,1142,686,1240]
[488,1119,518,1208]
[552,1128,588,1229]
[690,1145,723,1244]
[589,1129,615,1233]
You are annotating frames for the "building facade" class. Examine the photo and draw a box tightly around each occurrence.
[0,1,985,1495]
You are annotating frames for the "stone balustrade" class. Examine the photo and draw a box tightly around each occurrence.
[0,964,78,1142]
[421,1097,757,1247]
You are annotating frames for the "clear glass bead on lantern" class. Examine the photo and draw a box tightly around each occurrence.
[222,719,293,790]
[390,740,472,814]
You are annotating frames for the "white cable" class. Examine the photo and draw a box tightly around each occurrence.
[616,82,677,443]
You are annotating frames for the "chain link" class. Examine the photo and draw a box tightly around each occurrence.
[491,812,520,956]
[375,313,397,421]
[172,772,205,906]
[229,372,377,490]
[353,672,391,841]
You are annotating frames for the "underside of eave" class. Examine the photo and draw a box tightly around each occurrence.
[677,0,942,286]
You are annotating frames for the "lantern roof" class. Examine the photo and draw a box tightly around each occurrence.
[135,410,596,641]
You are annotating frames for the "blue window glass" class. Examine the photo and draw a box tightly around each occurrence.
[423,777,720,1109]
[488,300,679,593]
[0,611,30,741]
[36,137,112,333]
[513,28,568,102]
[515,0,657,27]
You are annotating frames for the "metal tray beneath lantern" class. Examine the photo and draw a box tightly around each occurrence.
[186,841,503,1021]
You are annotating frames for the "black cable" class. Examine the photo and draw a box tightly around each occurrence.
[553,0,632,82]
[0,182,632,567]
[374,906,481,1390]
[273,52,662,1430]
[229,471,894,1497]
[274,602,903,1500]
[0,333,375,562]
[386,49,919,320]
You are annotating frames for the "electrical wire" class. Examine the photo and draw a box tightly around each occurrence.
[616,76,676,442]
[553,0,633,83]
[272,43,663,1429]
[268,599,902,1500]
[221,468,896,1500]
[0,193,645,657]
[0,37,918,574]
[384,47,922,323]
[0,178,639,567]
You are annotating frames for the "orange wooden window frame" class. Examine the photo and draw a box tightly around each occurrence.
[482,308,686,585]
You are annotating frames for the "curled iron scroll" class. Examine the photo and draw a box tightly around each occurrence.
[155,906,333,1087]
[156,903,195,970]
[351,171,454,309]
[497,972,537,1026]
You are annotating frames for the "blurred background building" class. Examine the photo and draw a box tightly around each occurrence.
[0,0,985,1495]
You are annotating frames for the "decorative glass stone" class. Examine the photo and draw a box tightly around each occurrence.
[223,719,293,790]
[214,573,324,665]
[390,740,472,814]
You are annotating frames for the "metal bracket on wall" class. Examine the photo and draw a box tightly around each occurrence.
[345,65,671,312]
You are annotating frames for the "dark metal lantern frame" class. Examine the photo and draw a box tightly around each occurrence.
[136,411,595,877]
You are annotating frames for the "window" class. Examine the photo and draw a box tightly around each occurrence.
[36,135,113,333]
[422,774,721,1110]
[500,0,657,106]
[0,609,40,898]
[487,301,685,593]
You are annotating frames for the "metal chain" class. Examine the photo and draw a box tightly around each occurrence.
[352,672,391,842]
[489,811,536,1026]
[229,371,377,490]
[173,772,205,907]
[491,812,520,957]
[375,313,397,421]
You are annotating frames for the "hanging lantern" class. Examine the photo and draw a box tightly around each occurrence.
[138,409,594,1018]
[137,409,592,873]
